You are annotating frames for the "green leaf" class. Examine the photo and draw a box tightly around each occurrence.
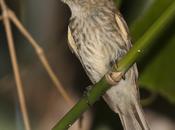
[114,0,122,7]
[130,0,174,41]
[121,0,154,25]
[129,0,175,103]
[139,35,175,103]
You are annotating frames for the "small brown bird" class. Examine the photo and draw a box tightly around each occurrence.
[61,0,150,129]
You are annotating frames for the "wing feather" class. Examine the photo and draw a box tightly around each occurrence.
[115,12,130,43]
[115,12,138,78]
[68,26,79,57]
[68,26,96,82]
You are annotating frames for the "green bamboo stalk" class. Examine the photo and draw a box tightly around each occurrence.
[117,1,175,72]
[53,1,175,130]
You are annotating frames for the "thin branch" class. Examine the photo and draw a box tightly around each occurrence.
[0,0,31,130]
[8,9,74,106]
[52,1,175,130]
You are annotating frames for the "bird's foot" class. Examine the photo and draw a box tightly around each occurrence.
[105,71,123,86]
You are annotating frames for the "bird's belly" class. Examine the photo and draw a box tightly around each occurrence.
[103,67,138,113]
[75,24,126,83]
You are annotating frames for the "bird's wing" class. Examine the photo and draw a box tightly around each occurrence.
[68,26,96,83]
[115,12,131,49]
[115,12,139,78]
[67,26,79,57]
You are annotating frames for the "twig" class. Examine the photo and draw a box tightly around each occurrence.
[0,0,31,130]
[52,0,175,129]
[7,9,74,106]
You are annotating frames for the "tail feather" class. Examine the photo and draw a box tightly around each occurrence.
[119,102,150,130]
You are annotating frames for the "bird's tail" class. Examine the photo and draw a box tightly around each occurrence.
[119,101,150,130]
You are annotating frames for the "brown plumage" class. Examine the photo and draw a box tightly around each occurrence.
[61,0,150,129]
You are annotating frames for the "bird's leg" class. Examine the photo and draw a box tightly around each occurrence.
[105,60,123,86]
[105,71,123,85]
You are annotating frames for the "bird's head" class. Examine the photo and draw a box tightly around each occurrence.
[61,0,91,17]
[61,0,89,8]
[61,0,114,18]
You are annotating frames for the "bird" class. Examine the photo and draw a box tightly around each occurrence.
[61,0,150,129]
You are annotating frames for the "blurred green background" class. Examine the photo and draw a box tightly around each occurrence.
[0,0,175,130]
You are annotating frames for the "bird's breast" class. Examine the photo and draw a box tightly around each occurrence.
[70,17,126,82]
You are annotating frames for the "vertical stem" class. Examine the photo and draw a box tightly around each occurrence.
[8,10,74,106]
[0,0,31,130]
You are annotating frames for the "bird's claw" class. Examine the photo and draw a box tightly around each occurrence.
[105,71,123,86]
